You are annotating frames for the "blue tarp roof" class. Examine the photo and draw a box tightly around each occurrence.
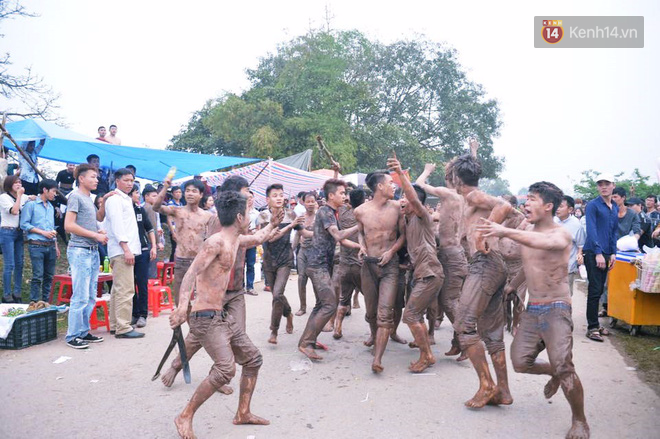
[2,119,258,181]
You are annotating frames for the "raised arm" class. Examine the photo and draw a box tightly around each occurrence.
[388,157,425,217]
[415,163,461,201]
[477,218,571,251]
[152,178,176,215]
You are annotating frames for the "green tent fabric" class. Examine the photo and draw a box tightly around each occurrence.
[2,119,258,180]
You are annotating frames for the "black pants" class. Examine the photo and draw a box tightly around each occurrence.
[584,251,610,330]
[132,250,150,319]
[21,180,39,196]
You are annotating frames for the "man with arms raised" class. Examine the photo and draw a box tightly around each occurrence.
[257,183,304,344]
[451,153,514,408]
[298,179,358,360]
[388,157,444,372]
[154,178,216,305]
[478,182,590,439]
[354,170,405,373]
[170,192,272,439]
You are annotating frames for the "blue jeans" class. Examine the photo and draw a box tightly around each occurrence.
[28,244,57,302]
[245,247,256,289]
[0,227,25,299]
[66,246,100,342]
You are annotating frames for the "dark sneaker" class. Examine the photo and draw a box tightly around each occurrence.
[82,333,104,343]
[115,330,145,339]
[131,316,138,325]
[136,317,147,328]
[67,338,90,349]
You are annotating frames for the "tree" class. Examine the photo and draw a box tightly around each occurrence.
[169,29,503,179]
[573,168,660,200]
[0,2,59,120]
[480,177,511,197]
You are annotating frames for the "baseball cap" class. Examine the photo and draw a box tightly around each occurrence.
[595,173,615,183]
[627,197,643,206]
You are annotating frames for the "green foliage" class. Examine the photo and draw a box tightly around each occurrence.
[169,29,503,177]
[480,177,512,197]
[573,169,660,200]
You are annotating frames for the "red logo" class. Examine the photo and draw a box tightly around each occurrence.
[542,19,564,44]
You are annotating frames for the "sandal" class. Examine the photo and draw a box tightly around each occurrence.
[586,329,604,342]
[598,327,610,336]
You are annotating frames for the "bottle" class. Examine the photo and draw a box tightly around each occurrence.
[103,256,110,273]
[166,166,177,180]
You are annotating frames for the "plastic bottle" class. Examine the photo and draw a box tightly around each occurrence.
[103,256,110,273]
[166,166,177,180]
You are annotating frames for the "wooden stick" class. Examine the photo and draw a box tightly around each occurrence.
[315,135,335,163]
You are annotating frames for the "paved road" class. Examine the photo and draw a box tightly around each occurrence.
[0,276,657,438]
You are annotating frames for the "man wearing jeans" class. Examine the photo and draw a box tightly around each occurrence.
[105,168,143,339]
[20,179,60,302]
[64,164,110,349]
[583,173,618,342]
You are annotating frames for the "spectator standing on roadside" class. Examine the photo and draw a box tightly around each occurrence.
[104,168,143,339]
[130,185,157,328]
[628,198,655,251]
[612,187,641,240]
[86,154,112,195]
[20,179,60,302]
[554,195,586,297]
[0,175,31,303]
[64,164,111,349]
[583,173,618,342]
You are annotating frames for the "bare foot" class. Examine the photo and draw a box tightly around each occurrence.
[322,322,333,332]
[390,332,407,344]
[465,385,497,409]
[268,333,277,344]
[408,341,419,349]
[218,384,233,395]
[371,361,384,373]
[456,352,468,362]
[445,346,461,356]
[286,314,294,334]
[428,336,436,346]
[233,412,270,426]
[487,387,513,405]
[333,329,343,339]
[363,335,375,347]
[175,414,196,439]
[544,376,561,399]
[566,419,590,439]
[352,301,360,309]
[409,354,436,373]
[295,309,306,316]
[161,367,179,388]
[299,345,323,360]
[315,341,329,350]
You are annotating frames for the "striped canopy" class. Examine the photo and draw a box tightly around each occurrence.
[199,160,331,208]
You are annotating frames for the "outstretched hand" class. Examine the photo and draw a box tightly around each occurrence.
[270,209,285,228]
[387,157,403,175]
[476,218,507,238]
[423,163,436,174]
[469,137,480,157]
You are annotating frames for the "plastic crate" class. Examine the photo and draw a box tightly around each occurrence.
[635,261,660,293]
[0,309,58,350]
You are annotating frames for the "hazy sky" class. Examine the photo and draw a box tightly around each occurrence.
[2,0,659,194]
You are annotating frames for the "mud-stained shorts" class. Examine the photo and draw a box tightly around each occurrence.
[436,246,467,324]
[361,257,399,328]
[187,311,262,391]
[403,275,444,325]
[172,257,194,306]
[335,263,362,307]
[510,301,575,377]
[454,251,507,355]
[224,291,246,332]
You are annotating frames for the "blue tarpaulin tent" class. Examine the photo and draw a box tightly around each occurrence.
[2,119,258,181]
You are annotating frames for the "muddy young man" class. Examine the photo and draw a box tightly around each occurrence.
[452,153,515,408]
[415,162,467,359]
[388,157,445,372]
[153,177,216,305]
[170,191,275,438]
[298,179,358,361]
[257,183,304,344]
[161,176,283,394]
[293,192,317,316]
[477,182,590,439]
[354,171,405,373]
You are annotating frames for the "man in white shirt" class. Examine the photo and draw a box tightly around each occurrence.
[104,168,143,338]
[554,195,586,296]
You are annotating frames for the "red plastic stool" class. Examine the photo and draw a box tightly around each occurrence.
[50,274,73,304]
[148,281,173,317]
[89,298,110,331]
[161,262,175,286]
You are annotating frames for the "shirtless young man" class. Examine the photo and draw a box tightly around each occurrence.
[388,157,445,373]
[154,178,216,305]
[257,184,305,344]
[451,153,515,408]
[333,188,366,340]
[477,182,590,439]
[298,179,358,360]
[169,192,277,438]
[415,162,467,358]
[354,171,405,373]
[293,192,317,316]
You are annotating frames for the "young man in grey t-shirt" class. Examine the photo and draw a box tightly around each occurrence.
[63,164,111,349]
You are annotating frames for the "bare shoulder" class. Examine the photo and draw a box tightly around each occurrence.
[466,190,504,209]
